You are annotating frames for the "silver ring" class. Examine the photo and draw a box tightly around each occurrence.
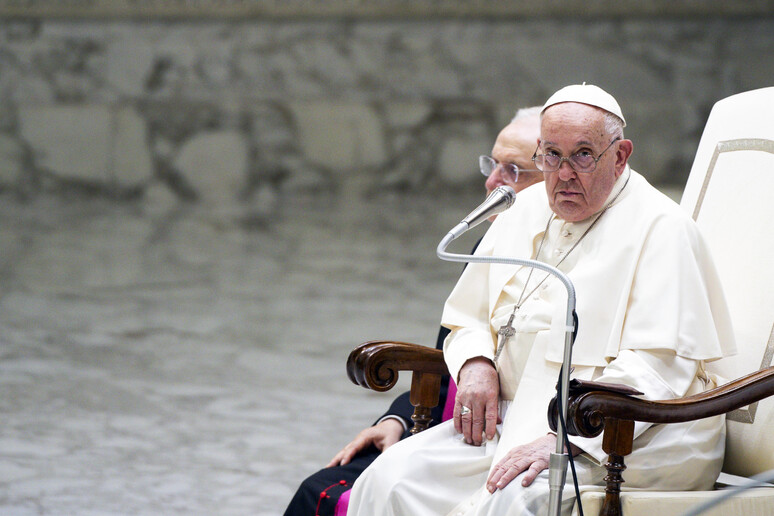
[460,405,471,416]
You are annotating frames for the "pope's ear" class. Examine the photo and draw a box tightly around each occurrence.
[616,139,634,169]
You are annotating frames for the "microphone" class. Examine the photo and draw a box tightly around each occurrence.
[447,185,516,239]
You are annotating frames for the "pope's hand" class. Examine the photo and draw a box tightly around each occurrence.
[486,434,582,492]
[454,357,500,446]
[326,418,404,467]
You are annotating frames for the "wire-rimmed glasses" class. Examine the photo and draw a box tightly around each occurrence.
[479,155,541,181]
[532,137,621,173]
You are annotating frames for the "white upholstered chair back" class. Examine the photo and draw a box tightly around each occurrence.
[679,86,774,478]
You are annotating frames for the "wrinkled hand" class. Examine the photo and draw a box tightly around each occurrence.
[454,357,500,446]
[486,434,581,492]
[326,418,404,467]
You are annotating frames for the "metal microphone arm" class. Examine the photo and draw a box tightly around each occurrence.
[438,228,576,516]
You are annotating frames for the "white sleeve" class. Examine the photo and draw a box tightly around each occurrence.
[566,348,699,463]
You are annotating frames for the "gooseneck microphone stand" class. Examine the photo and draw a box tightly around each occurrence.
[437,192,577,516]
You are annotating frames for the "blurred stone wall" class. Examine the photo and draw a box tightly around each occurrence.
[0,4,772,208]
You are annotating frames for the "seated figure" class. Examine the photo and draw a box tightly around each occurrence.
[284,107,544,516]
[346,84,736,516]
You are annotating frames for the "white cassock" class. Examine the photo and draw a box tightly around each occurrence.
[347,167,736,516]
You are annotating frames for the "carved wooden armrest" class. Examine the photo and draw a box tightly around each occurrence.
[347,340,449,433]
[564,366,774,439]
[548,367,774,516]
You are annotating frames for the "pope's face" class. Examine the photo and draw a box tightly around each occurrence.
[540,103,630,222]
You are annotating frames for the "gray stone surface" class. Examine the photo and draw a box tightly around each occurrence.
[0,134,27,187]
[112,107,154,189]
[289,101,387,173]
[174,130,249,204]
[1,17,772,200]
[19,105,113,183]
[0,0,771,18]
[437,131,492,185]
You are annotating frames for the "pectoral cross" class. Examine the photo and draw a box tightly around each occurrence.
[494,309,518,363]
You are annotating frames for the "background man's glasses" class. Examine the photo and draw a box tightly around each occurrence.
[532,137,620,173]
[479,156,541,181]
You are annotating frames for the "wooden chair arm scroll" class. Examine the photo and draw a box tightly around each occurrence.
[347,340,449,433]
[550,366,774,516]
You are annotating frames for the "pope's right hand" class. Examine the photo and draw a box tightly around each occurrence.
[454,357,500,446]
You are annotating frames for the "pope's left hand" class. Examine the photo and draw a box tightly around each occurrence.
[486,434,581,493]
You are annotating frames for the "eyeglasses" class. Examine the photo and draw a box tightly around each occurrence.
[479,155,541,181]
[532,137,621,173]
